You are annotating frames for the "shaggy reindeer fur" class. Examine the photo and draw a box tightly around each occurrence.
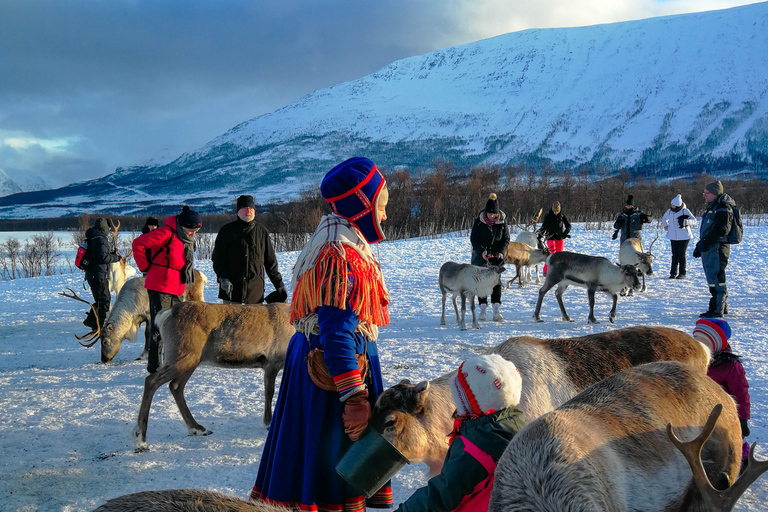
[504,241,549,288]
[439,261,505,330]
[489,362,745,512]
[534,251,641,324]
[108,259,136,296]
[100,271,207,363]
[371,326,709,474]
[619,237,654,295]
[92,488,290,512]
[131,301,294,451]
[514,231,544,284]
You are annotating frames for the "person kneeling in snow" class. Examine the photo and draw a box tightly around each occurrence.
[693,318,752,473]
[396,354,526,512]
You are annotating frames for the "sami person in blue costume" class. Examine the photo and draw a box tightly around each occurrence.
[251,157,392,512]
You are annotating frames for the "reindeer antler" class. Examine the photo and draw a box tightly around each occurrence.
[667,404,768,511]
[59,287,101,346]
[647,231,660,256]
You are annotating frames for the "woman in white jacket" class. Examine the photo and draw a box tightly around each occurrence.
[661,194,697,279]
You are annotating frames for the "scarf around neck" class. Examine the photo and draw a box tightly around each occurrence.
[291,214,389,340]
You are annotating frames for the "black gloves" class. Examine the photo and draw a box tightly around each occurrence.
[677,214,690,229]
[640,213,651,223]
[611,230,619,240]
[692,242,702,258]
[265,285,288,304]
[741,419,750,437]
[564,234,571,239]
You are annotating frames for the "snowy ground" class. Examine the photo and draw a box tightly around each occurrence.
[1,224,767,511]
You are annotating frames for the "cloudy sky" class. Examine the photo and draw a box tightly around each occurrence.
[0,0,759,188]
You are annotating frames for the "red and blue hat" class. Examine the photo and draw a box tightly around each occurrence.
[321,157,387,244]
[693,318,731,354]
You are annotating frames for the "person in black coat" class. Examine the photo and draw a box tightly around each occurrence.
[83,217,120,330]
[212,195,287,304]
[537,201,571,275]
[612,194,651,244]
[469,193,510,322]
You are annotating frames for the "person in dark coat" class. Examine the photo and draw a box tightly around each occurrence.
[138,216,160,355]
[693,180,736,318]
[132,206,201,373]
[140,216,159,235]
[692,319,751,472]
[396,354,526,512]
[83,218,121,331]
[470,193,510,322]
[212,195,287,304]
[612,194,651,244]
[537,201,571,275]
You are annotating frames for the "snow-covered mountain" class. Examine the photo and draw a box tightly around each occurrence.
[0,169,50,197]
[2,2,768,218]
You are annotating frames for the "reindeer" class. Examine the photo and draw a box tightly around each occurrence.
[371,326,709,474]
[533,251,641,324]
[99,271,207,362]
[92,489,290,512]
[511,208,544,284]
[132,301,294,451]
[439,262,505,330]
[619,232,659,295]
[489,361,768,512]
[504,241,550,288]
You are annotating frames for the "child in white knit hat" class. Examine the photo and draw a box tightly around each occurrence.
[396,354,526,512]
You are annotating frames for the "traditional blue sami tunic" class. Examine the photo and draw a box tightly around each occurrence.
[251,305,392,512]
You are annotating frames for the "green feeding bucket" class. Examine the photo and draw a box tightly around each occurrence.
[336,427,410,498]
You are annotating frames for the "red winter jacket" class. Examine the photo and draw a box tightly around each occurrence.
[707,353,750,420]
[132,215,188,296]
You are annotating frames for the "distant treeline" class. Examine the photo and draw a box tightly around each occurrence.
[2,163,768,251]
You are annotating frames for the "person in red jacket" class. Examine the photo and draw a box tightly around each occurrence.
[132,206,202,373]
[692,318,752,472]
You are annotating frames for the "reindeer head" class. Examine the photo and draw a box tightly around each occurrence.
[620,264,642,290]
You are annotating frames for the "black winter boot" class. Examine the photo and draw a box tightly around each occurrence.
[700,289,717,318]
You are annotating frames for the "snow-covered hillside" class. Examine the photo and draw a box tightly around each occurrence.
[1,224,766,511]
[2,2,768,218]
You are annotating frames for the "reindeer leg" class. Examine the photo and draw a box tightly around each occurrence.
[452,294,460,326]
[168,367,211,437]
[609,293,618,323]
[262,363,280,426]
[132,369,174,452]
[533,279,557,322]
[516,265,524,288]
[534,264,541,285]
[469,294,480,329]
[587,287,599,324]
[641,272,647,292]
[440,291,447,325]
[460,293,467,331]
[555,283,573,322]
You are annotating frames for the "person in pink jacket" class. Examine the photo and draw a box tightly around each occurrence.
[692,318,752,472]
[132,205,202,373]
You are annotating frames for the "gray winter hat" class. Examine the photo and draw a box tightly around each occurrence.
[705,180,723,196]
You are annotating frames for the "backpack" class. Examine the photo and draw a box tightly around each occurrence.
[74,240,91,270]
[726,205,743,244]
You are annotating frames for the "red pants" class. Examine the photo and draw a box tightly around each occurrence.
[543,239,565,274]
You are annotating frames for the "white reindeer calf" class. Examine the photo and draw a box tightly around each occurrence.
[438,261,504,330]
[504,241,549,288]
[372,326,708,474]
[514,231,545,284]
[132,301,294,451]
[618,235,656,295]
[489,361,768,512]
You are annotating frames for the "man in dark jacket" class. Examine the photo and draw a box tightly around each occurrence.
[693,180,735,318]
[470,193,510,322]
[212,195,287,304]
[612,194,651,244]
[83,218,120,331]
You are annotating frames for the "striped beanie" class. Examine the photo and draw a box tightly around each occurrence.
[450,354,522,416]
[321,157,387,244]
[692,318,731,354]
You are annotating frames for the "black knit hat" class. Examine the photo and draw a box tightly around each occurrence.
[485,193,499,214]
[145,216,159,227]
[236,194,256,211]
[177,205,202,229]
[626,194,635,206]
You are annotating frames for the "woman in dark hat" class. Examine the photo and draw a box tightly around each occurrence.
[251,157,392,511]
[612,194,651,245]
[132,205,202,373]
[470,193,510,322]
[140,216,159,234]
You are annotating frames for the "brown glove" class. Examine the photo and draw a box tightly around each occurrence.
[342,389,371,441]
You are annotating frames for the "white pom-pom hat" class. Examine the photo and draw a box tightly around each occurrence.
[450,354,522,416]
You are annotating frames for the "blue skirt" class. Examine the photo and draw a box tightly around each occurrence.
[251,329,392,512]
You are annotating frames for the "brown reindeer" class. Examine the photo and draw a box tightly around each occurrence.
[92,489,290,512]
[371,326,709,474]
[131,301,295,452]
[489,361,768,512]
